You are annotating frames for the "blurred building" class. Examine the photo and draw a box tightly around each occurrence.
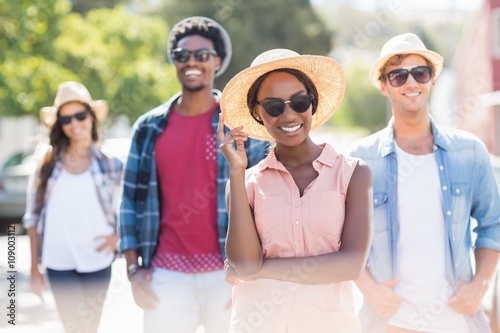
[450,0,500,155]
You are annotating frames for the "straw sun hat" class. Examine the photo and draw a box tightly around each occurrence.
[39,81,108,127]
[369,32,444,89]
[221,49,345,141]
[166,16,232,78]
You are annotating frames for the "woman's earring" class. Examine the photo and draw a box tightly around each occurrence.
[251,109,262,123]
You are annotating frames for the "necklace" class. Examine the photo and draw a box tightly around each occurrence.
[64,149,91,174]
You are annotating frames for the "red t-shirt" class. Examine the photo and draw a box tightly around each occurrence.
[151,103,223,273]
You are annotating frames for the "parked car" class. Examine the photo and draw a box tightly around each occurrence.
[0,138,130,234]
[0,150,37,222]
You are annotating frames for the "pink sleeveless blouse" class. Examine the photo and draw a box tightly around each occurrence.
[228,143,361,333]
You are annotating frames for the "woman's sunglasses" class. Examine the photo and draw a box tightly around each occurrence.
[257,94,314,117]
[58,110,89,126]
[384,65,433,87]
[171,48,218,63]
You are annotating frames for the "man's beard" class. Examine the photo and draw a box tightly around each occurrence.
[182,82,206,93]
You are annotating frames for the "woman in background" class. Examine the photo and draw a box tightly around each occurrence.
[23,81,123,333]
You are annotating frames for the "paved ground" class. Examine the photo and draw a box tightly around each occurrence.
[0,234,143,333]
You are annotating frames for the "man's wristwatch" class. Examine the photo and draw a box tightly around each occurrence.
[127,263,140,281]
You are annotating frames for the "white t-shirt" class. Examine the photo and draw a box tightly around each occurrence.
[42,169,115,272]
[388,144,469,332]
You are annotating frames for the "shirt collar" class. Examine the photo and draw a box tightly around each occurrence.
[431,119,451,151]
[380,115,450,157]
[259,143,338,172]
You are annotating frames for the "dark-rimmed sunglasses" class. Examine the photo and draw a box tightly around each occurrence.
[257,94,314,117]
[383,66,433,87]
[171,48,218,63]
[58,110,89,126]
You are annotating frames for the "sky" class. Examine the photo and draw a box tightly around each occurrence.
[311,0,484,12]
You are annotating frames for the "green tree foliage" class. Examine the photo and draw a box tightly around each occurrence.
[0,0,69,116]
[154,0,332,89]
[70,0,129,15]
[0,0,66,57]
[53,7,179,122]
[329,61,388,132]
[0,1,179,122]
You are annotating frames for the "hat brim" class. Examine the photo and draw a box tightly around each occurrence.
[39,100,108,128]
[166,16,232,78]
[221,55,345,141]
[369,49,444,89]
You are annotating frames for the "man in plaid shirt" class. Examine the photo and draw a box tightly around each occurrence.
[118,16,268,333]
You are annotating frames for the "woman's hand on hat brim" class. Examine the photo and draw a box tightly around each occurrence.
[217,113,249,171]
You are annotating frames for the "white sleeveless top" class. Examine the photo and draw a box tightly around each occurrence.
[42,169,115,272]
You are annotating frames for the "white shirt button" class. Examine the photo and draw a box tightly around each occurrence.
[442,186,448,191]
[374,198,378,204]
[294,203,299,208]
[295,220,300,225]
[447,211,451,216]
[439,165,444,171]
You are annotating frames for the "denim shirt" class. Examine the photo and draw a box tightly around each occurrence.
[347,117,500,333]
[118,90,269,268]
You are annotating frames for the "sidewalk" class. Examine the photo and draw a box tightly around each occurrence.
[0,234,142,333]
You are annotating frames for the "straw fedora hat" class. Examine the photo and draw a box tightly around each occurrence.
[221,49,345,141]
[369,33,444,89]
[166,16,232,78]
[40,81,108,127]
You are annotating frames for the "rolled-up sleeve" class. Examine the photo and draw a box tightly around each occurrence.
[472,142,500,251]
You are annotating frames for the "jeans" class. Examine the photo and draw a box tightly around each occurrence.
[144,268,232,333]
[46,266,112,333]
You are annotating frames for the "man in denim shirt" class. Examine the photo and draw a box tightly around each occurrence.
[348,33,500,333]
[118,17,268,333]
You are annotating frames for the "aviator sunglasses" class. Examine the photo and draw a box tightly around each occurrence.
[171,48,218,63]
[58,109,89,126]
[383,65,433,87]
[257,94,314,117]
